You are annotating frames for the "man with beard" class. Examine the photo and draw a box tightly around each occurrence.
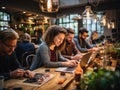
[61,28,82,60]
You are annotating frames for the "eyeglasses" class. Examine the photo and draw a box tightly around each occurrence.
[2,42,16,49]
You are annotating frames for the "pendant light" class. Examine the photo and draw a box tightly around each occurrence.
[82,3,94,19]
[39,0,59,13]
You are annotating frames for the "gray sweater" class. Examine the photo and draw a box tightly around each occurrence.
[30,42,67,70]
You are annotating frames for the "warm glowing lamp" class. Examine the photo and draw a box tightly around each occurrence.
[39,0,59,13]
[82,5,94,19]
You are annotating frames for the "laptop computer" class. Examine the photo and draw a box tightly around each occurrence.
[55,52,92,73]
[80,52,92,69]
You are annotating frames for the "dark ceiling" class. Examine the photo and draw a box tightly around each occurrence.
[0,0,120,18]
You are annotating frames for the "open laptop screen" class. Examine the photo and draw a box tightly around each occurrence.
[80,52,92,68]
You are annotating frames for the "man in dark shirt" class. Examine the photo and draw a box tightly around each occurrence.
[0,29,35,80]
[61,28,82,60]
[15,33,38,66]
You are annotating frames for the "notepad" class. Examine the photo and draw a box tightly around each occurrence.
[24,73,54,86]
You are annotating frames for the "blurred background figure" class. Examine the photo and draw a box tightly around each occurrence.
[86,31,99,46]
[34,28,43,44]
[15,33,38,67]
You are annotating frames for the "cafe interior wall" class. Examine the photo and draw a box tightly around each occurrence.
[8,12,50,38]
[103,9,117,41]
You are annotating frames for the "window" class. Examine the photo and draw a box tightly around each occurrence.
[57,13,104,36]
[56,14,78,36]
[83,13,104,36]
[0,11,10,30]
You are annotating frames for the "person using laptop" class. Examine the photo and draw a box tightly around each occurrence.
[74,27,98,53]
[30,25,77,70]
[61,28,82,60]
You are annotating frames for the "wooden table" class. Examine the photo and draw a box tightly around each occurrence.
[4,50,118,90]
[4,68,74,90]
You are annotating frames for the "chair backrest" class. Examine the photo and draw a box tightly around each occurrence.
[26,54,36,69]
[21,51,35,67]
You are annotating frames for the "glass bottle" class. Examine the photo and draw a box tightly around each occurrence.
[74,62,83,89]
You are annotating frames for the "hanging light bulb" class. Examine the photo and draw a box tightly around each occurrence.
[101,15,107,26]
[111,20,115,29]
[107,22,111,29]
[47,0,52,12]
[82,5,94,19]
[39,0,59,13]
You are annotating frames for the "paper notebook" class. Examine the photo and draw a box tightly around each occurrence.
[23,73,54,86]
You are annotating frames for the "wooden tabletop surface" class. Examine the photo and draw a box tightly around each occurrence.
[4,68,74,90]
[4,49,118,90]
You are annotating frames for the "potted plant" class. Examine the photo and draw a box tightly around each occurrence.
[80,69,120,90]
[105,43,120,59]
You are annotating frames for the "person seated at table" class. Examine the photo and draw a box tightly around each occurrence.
[61,28,82,60]
[15,33,39,66]
[34,28,43,44]
[0,29,35,80]
[96,35,105,44]
[30,25,77,70]
[86,31,99,47]
[74,27,98,53]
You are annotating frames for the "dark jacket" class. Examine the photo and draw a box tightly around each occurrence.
[0,52,22,80]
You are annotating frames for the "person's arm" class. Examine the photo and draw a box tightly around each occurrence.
[11,52,23,70]
[0,53,23,80]
[58,51,69,61]
[41,46,65,68]
[74,38,88,53]
[32,43,39,49]
[31,43,63,69]
[85,39,94,49]
[61,55,71,60]
[73,41,81,54]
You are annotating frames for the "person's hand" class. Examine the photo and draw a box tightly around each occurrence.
[24,70,36,78]
[62,60,77,67]
[10,68,25,78]
[92,47,99,51]
[88,47,98,52]
[71,54,82,60]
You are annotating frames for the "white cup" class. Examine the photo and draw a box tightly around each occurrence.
[0,76,4,90]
